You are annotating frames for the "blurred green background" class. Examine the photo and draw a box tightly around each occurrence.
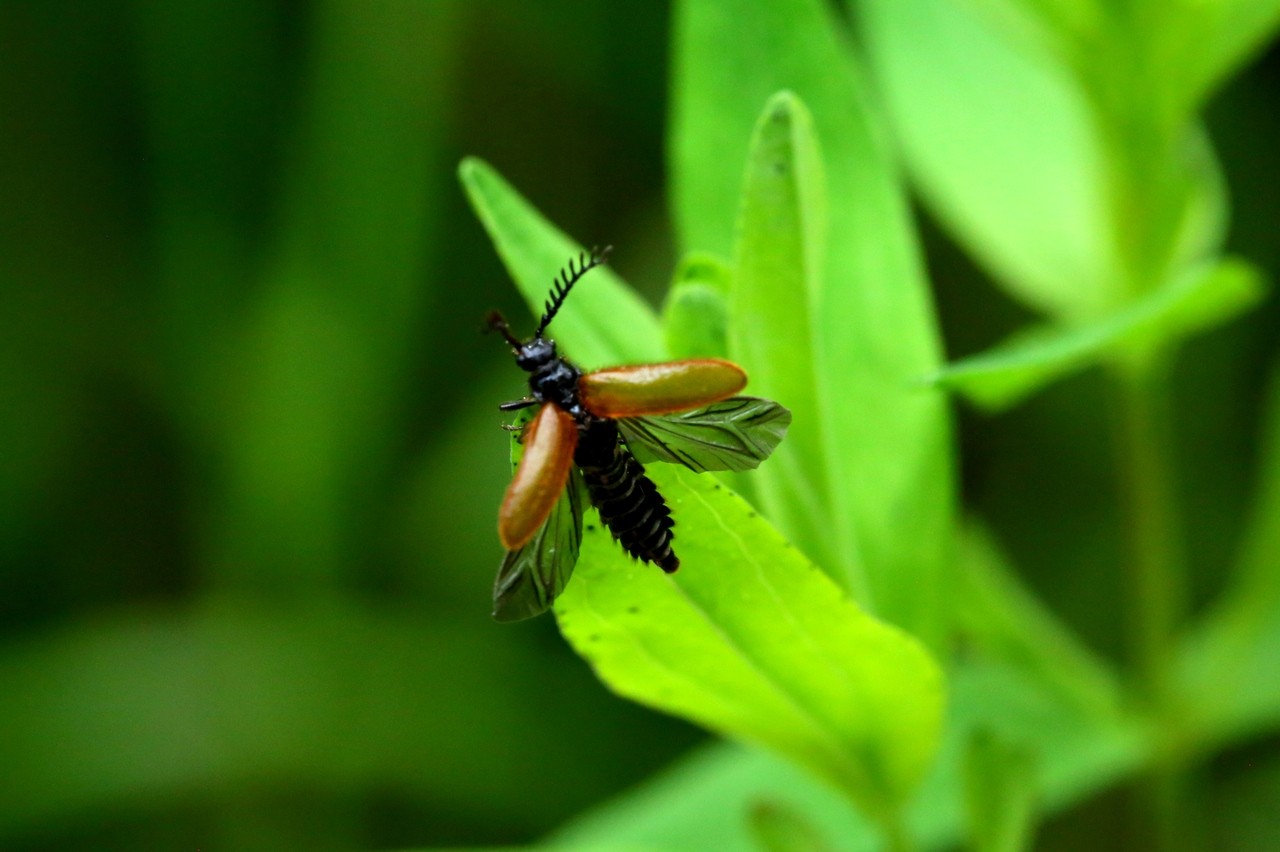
[1,1,1277,849]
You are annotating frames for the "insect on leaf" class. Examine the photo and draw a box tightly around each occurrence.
[619,397,792,473]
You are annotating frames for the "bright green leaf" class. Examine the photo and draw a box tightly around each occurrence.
[458,157,664,368]
[554,465,946,826]
[858,0,1231,322]
[731,92,843,588]
[1161,0,1280,118]
[930,258,1266,411]
[663,251,732,360]
[963,0,1280,126]
[961,0,1103,56]
[858,0,1119,320]
[674,0,954,641]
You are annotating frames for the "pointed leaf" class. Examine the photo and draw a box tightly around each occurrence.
[554,465,945,824]
[675,0,953,637]
[459,157,663,367]
[731,92,844,585]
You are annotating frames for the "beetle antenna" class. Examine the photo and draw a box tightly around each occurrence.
[534,245,612,337]
[485,310,522,349]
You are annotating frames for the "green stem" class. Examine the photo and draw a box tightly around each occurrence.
[1109,357,1197,851]
[1112,359,1182,701]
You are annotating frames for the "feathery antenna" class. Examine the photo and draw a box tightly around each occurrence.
[535,245,612,337]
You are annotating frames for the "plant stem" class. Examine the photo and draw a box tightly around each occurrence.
[1109,357,1196,851]
[1112,359,1182,702]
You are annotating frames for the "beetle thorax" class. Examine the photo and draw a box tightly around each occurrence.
[517,338,583,414]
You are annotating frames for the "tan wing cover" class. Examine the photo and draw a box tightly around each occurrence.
[498,403,579,550]
[578,359,747,418]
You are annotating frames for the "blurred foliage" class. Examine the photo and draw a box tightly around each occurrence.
[1,1,1279,851]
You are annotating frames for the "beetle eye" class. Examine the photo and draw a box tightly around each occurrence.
[515,343,542,369]
[516,339,555,369]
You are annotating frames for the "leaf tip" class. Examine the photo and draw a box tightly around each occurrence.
[764,89,800,117]
[457,156,496,195]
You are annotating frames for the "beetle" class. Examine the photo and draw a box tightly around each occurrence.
[487,246,791,621]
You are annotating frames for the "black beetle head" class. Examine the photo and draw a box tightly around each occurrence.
[515,337,556,372]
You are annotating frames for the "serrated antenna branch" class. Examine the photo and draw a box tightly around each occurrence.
[535,245,612,337]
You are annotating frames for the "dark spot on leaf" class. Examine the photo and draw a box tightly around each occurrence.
[589,634,600,642]
[586,524,597,532]
[714,484,722,490]
[627,606,640,615]
[747,511,757,518]
[772,160,786,175]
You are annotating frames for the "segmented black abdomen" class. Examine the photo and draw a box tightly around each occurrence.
[575,420,679,572]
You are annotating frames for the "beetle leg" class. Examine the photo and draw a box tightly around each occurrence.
[499,397,538,412]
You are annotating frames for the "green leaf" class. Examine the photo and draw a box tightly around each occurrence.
[857,0,1229,321]
[553,465,945,826]
[931,258,1266,411]
[731,92,843,588]
[458,157,664,367]
[551,657,1149,850]
[963,730,1039,852]
[663,251,732,359]
[960,0,1280,124]
[959,0,1101,55]
[550,743,877,852]
[674,0,954,641]
[1156,0,1280,119]
[858,0,1118,320]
